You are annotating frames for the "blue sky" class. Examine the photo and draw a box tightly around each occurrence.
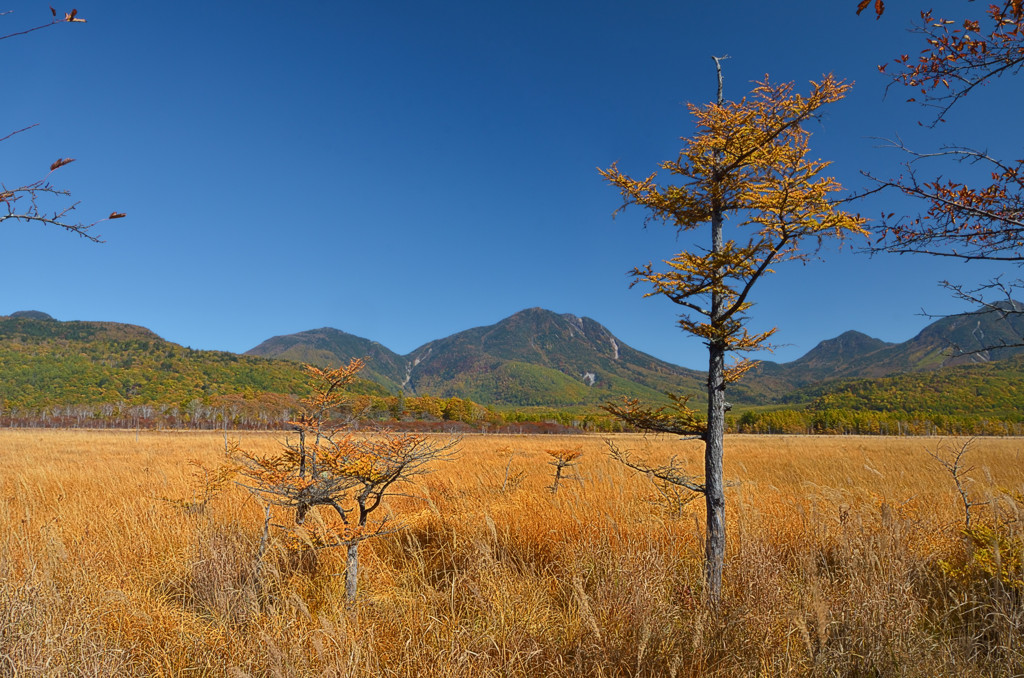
[2,1,1020,370]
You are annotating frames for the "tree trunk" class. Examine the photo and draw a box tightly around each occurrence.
[704,54,727,606]
[345,541,359,601]
[704,341,727,605]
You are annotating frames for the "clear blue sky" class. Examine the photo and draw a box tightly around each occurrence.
[3,1,1020,370]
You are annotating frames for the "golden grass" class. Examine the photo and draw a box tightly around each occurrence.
[1,430,1022,676]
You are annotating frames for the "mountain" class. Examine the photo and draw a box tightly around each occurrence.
[800,354,1024,420]
[0,308,700,413]
[9,310,55,321]
[749,330,895,393]
[246,328,408,391]
[404,308,704,406]
[5,302,1024,418]
[246,308,704,407]
[745,304,1024,398]
[0,313,366,410]
[245,304,1024,409]
[887,302,1024,368]
[788,331,894,375]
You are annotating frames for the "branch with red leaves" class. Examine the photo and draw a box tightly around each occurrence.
[856,0,887,20]
[866,142,1024,261]
[854,2,1024,332]
[860,1,1024,123]
[2,8,124,239]
[0,160,125,242]
[0,7,86,42]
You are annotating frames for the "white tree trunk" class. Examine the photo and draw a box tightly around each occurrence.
[345,541,359,601]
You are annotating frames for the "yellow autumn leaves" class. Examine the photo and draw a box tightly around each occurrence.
[601,74,867,359]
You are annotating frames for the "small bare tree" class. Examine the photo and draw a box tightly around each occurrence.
[929,438,987,530]
[496,445,526,493]
[545,448,583,494]
[232,359,459,601]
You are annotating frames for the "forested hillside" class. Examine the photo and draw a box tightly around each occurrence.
[0,315,314,408]
[732,357,1024,436]
[5,309,1024,435]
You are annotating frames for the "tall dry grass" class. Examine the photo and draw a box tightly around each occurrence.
[1,430,1022,676]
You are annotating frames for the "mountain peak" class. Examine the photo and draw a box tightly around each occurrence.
[747,330,896,389]
[801,330,892,361]
[787,330,893,374]
[245,326,408,389]
[8,310,54,321]
[401,308,698,405]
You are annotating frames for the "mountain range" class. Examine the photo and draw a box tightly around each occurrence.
[1,304,1022,415]
[246,308,705,407]
[245,304,1024,408]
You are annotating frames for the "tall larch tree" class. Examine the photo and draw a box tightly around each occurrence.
[600,60,866,604]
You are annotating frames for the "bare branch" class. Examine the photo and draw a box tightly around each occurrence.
[865,140,1024,261]
[3,12,123,241]
[0,9,79,42]
[0,123,39,144]
[927,438,988,529]
[606,440,705,495]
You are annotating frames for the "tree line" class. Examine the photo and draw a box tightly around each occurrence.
[5,391,1023,437]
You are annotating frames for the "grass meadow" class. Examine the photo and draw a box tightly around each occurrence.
[1,430,1022,676]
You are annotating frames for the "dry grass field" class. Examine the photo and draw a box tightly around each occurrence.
[1,430,1022,676]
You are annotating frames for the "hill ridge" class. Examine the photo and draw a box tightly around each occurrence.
[246,304,1024,407]
[6,304,1024,411]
